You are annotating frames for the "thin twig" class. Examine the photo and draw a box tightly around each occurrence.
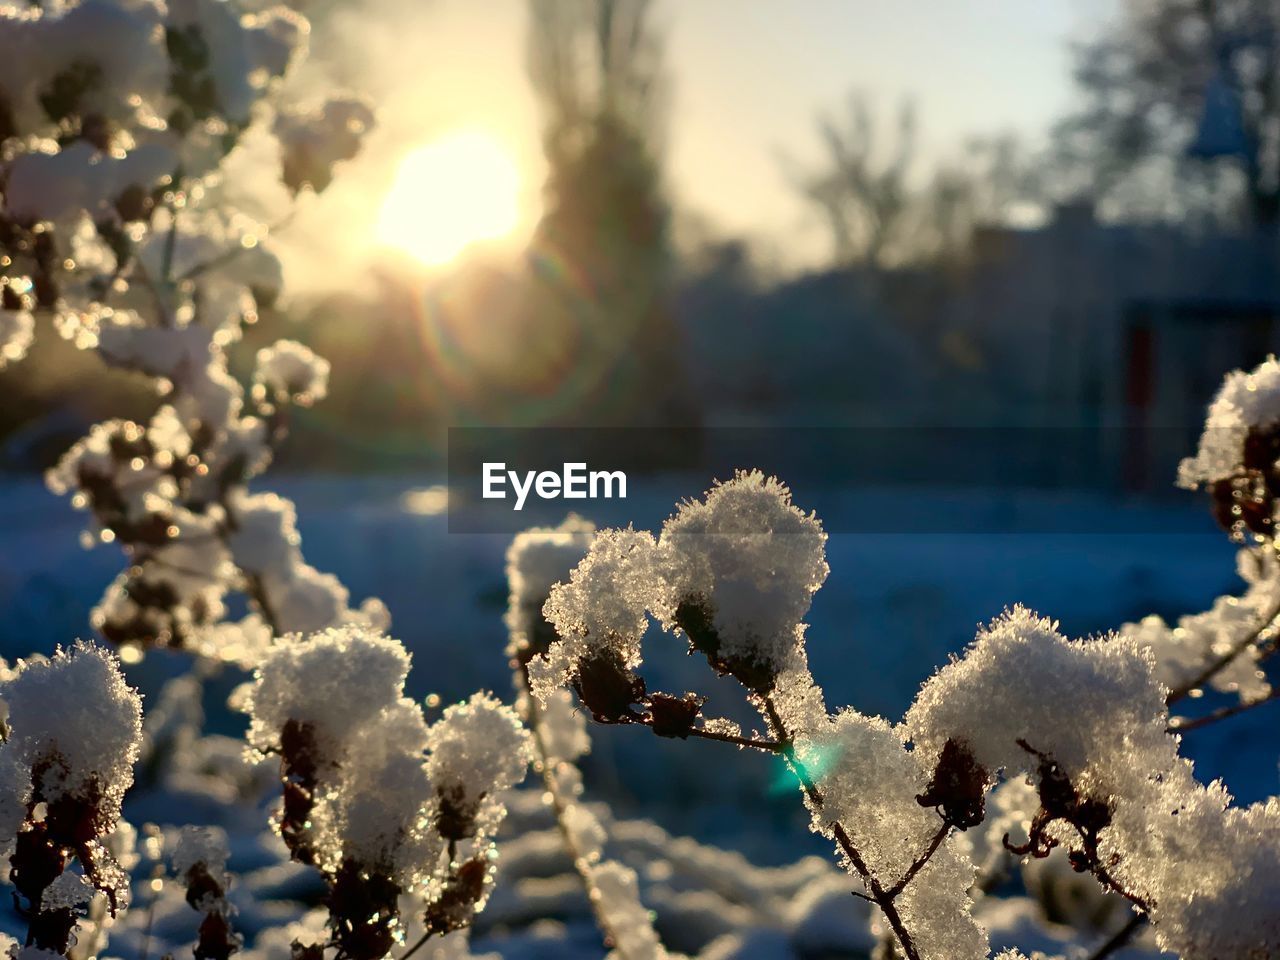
[1166,588,1280,704]
[397,930,432,960]
[609,713,786,752]
[663,722,783,753]
[1169,685,1280,733]
[1084,911,1148,960]
[521,689,640,960]
[885,821,949,899]
[759,695,924,960]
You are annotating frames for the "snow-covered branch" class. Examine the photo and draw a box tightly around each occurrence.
[531,428,1280,959]
[1,0,382,664]
[244,625,531,959]
[505,519,673,960]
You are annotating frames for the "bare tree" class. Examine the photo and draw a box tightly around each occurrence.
[525,0,694,426]
[1054,0,1280,228]
[790,94,919,268]
[790,94,1039,268]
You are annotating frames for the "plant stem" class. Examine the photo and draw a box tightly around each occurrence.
[1084,911,1147,960]
[1169,685,1280,733]
[397,930,431,960]
[523,694,638,960]
[1165,541,1280,704]
[759,695,924,960]
[1166,590,1280,704]
[885,822,949,899]
[638,719,782,752]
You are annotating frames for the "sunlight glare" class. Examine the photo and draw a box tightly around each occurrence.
[375,131,520,266]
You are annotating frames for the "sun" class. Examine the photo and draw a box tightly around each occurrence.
[375,131,520,266]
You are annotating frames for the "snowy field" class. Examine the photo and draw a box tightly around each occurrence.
[0,472,1267,959]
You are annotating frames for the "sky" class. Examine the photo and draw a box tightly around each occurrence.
[660,1,1121,262]
[286,1,1124,283]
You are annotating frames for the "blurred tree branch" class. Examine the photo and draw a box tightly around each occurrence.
[787,92,1042,269]
[1052,0,1280,228]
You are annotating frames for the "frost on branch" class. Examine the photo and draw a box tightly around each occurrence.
[538,527,661,719]
[1179,356,1280,540]
[504,515,595,670]
[0,0,380,663]
[800,711,988,960]
[1122,544,1277,704]
[907,607,1173,783]
[659,469,828,692]
[905,606,1280,959]
[507,519,672,960]
[426,692,533,850]
[245,625,412,759]
[275,98,375,195]
[173,826,241,960]
[536,472,832,724]
[586,861,669,960]
[0,642,142,956]
[245,627,532,957]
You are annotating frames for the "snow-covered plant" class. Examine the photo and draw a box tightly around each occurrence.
[505,520,671,960]
[244,625,532,960]
[1179,356,1280,541]
[173,826,240,960]
[0,642,143,957]
[532,445,1280,960]
[4,0,381,662]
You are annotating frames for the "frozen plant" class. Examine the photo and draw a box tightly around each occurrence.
[173,826,240,960]
[1179,355,1280,540]
[2,0,382,662]
[533,439,1280,959]
[0,642,143,957]
[245,626,533,960]
[505,519,672,960]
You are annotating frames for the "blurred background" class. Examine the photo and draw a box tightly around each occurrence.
[9,0,1280,473]
[3,0,1279,872]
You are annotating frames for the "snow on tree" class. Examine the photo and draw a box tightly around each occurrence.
[658,469,829,687]
[253,339,329,407]
[1,0,383,663]
[1179,356,1280,541]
